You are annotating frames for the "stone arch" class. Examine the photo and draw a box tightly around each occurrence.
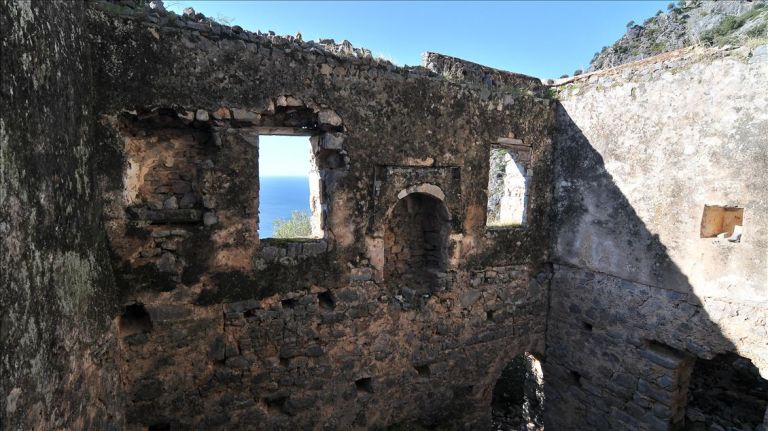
[382,185,452,299]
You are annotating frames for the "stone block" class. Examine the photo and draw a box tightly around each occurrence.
[302,241,327,256]
[459,290,481,308]
[231,108,260,123]
[208,336,226,362]
[637,379,674,406]
[318,109,342,127]
[639,343,688,370]
[321,132,345,150]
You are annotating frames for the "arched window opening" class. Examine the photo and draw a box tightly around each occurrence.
[492,353,544,431]
[383,192,451,301]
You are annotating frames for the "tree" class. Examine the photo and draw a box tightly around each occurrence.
[272,211,312,238]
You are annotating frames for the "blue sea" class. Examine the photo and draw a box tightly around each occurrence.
[259,176,311,237]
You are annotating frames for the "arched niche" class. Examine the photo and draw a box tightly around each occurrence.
[383,187,452,298]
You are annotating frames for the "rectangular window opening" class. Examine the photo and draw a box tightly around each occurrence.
[700,205,744,241]
[486,144,531,228]
[258,135,322,239]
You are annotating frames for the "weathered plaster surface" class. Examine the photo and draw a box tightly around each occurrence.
[548,45,768,429]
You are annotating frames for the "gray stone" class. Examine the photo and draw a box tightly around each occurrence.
[231,108,260,123]
[156,253,177,273]
[208,336,226,362]
[318,109,342,127]
[639,344,688,369]
[202,195,215,209]
[163,195,178,210]
[148,0,165,12]
[321,133,345,150]
[204,211,218,226]
[146,199,163,210]
[459,290,481,308]
[226,356,251,370]
[179,192,196,208]
[195,109,209,122]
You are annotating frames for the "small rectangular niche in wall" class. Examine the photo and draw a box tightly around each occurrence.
[700,205,744,241]
[486,139,531,228]
[258,135,322,239]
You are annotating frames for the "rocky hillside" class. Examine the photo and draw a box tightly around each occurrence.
[588,0,767,72]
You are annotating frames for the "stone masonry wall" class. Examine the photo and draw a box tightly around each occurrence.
[0,1,124,430]
[86,1,555,429]
[548,45,768,430]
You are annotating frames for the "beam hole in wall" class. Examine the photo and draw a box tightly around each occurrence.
[258,135,321,239]
[355,377,374,393]
[118,303,152,337]
[383,192,451,301]
[264,394,288,413]
[317,290,335,310]
[281,298,298,309]
[700,205,744,241]
[414,364,431,377]
[684,352,768,430]
[582,321,593,331]
[492,353,544,431]
[486,141,531,228]
[569,370,582,387]
[148,423,171,431]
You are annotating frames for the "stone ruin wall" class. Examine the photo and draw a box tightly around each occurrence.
[84,2,554,430]
[547,45,768,430]
[2,1,767,430]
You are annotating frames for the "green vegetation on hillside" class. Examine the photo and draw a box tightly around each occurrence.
[701,4,767,45]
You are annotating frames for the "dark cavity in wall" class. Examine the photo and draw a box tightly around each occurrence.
[355,377,374,393]
[414,364,431,377]
[317,290,335,310]
[492,353,545,431]
[118,303,152,337]
[684,352,768,430]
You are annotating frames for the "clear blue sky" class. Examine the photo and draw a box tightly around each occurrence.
[259,135,312,176]
[167,1,669,78]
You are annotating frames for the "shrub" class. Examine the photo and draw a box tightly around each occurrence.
[272,211,312,238]
[667,2,675,10]
[626,20,635,28]
[573,69,583,76]
[650,41,667,53]
[747,22,767,38]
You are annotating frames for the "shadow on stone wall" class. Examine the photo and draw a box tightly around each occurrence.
[544,102,765,430]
